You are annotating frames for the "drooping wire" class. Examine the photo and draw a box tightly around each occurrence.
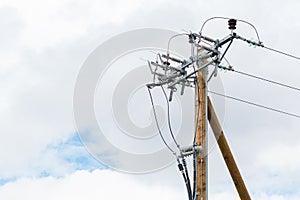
[201,17,300,61]
[160,85,193,200]
[236,19,261,43]
[199,17,261,43]
[147,86,176,154]
[167,33,189,57]
[160,86,181,149]
[148,85,193,199]
[200,16,300,63]
[147,48,194,198]
[199,17,231,34]
[208,90,300,119]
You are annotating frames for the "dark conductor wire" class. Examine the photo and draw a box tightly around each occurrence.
[208,90,300,119]
[147,86,176,155]
[148,86,193,200]
[160,86,193,200]
[178,160,193,200]
[234,70,300,92]
[262,45,300,61]
[193,77,200,200]
[218,65,300,92]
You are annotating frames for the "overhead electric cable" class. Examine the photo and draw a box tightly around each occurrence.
[160,86,194,200]
[199,17,261,43]
[218,66,300,92]
[147,87,176,154]
[167,33,189,57]
[262,45,300,61]
[234,70,300,92]
[160,86,181,149]
[208,90,300,119]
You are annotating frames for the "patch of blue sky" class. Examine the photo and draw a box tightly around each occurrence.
[259,175,300,198]
[0,133,110,186]
[39,133,107,177]
[263,187,298,198]
[0,177,16,186]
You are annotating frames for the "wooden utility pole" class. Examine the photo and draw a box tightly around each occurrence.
[208,97,251,200]
[195,66,251,200]
[195,66,207,200]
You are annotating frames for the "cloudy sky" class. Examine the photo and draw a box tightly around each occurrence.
[1,0,300,199]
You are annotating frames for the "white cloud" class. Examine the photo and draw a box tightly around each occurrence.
[0,0,146,50]
[0,169,298,200]
[0,0,172,181]
[0,170,185,200]
[258,142,300,172]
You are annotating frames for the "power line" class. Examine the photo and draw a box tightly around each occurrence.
[160,86,181,149]
[146,18,300,199]
[218,66,300,92]
[208,90,300,119]
[235,70,300,92]
[199,17,262,44]
[147,87,176,154]
[201,18,300,61]
[262,45,300,61]
[193,76,200,200]
[160,86,193,200]
[236,19,261,42]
